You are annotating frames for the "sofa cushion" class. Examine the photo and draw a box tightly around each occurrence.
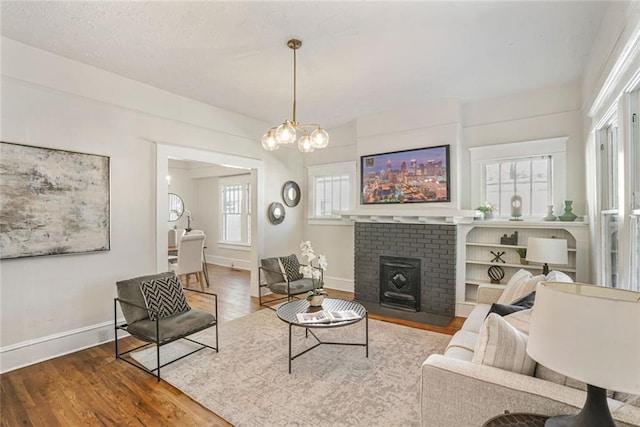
[278,254,304,281]
[446,330,479,353]
[461,304,492,333]
[472,313,536,376]
[444,346,474,362]
[116,271,177,324]
[140,274,190,321]
[498,272,545,305]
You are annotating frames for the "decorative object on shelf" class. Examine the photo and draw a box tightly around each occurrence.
[282,181,301,207]
[300,240,328,306]
[261,39,329,153]
[487,265,505,284]
[515,248,528,264]
[268,202,285,224]
[476,202,495,220]
[490,251,506,263]
[528,282,640,427]
[558,200,577,222]
[500,231,518,245]
[510,194,523,221]
[542,205,557,221]
[526,237,568,275]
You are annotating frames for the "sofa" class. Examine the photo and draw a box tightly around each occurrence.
[421,270,640,427]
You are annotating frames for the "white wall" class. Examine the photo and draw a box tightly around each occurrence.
[0,38,304,372]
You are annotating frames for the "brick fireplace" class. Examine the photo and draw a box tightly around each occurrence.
[354,222,456,318]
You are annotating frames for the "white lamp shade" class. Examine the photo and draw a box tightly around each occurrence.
[526,237,568,265]
[527,282,640,394]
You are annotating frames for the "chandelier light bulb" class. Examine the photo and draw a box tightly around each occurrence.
[310,128,329,149]
[276,121,296,144]
[298,134,314,152]
[261,130,279,151]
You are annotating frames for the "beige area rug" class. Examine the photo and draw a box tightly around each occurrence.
[131,309,450,427]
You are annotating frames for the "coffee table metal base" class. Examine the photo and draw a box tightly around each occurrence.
[287,316,368,374]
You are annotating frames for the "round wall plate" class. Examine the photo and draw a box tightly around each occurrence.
[282,181,301,207]
[268,202,286,224]
[168,193,184,221]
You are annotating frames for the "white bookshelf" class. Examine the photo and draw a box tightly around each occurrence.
[455,220,589,316]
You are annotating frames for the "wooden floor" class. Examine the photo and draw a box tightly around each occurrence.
[1,265,462,426]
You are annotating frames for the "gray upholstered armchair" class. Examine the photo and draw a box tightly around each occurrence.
[114,271,218,381]
[258,254,323,308]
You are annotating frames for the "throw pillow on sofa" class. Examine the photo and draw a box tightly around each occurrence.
[472,313,537,376]
[545,270,573,283]
[487,291,536,317]
[278,254,304,282]
[497,271,545,305]
[503,309,532,334]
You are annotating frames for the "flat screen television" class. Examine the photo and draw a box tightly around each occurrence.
[360,145,450,204]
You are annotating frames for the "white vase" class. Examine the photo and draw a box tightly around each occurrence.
[309,295,325,307]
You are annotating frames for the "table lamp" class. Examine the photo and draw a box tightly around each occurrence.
[526,237,568,275]
[527,282,640,426]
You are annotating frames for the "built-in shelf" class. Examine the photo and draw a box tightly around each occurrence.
[456,221,589,317]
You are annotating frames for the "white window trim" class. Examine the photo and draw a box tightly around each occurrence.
[307,161,356,225]
[469,137,567,218]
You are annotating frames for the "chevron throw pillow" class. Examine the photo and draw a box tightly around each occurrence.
[140,274,191,321]
[278,254,304,282]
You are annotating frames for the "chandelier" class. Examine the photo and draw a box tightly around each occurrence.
[261,39,329,153]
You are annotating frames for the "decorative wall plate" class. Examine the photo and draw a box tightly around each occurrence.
[268,202,285,224]
[282,181,301,207]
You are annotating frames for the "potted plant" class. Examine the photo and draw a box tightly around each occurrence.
[476,202,495,220]
[516,248,528,265]
[299,241,329,306]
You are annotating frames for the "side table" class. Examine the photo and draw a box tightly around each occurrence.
[483,412,549,427]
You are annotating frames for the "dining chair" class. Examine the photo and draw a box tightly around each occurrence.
[169,233,206,291]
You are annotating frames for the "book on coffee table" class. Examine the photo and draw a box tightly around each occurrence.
[296,309,361,324]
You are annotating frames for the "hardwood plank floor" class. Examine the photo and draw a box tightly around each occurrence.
[1,265,462,426]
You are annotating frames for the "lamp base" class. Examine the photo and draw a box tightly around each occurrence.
[542,263,550,275]
[545,385,615,427]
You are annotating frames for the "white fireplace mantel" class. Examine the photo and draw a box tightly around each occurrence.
[336,208,479,224]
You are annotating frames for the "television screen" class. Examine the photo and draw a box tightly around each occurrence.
[360,145,450,204]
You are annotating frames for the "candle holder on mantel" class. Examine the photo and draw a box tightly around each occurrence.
[558,200,577,222]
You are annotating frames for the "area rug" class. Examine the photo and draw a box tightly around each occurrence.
[131,309,450,426]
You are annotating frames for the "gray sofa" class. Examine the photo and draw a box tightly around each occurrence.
[421,282,640,426]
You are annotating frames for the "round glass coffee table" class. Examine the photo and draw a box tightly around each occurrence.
[276,298,368,373]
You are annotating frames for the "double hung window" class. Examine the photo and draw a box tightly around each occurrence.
[220,179,251,245]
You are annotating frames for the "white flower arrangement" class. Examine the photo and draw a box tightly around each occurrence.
[299,240,328,299]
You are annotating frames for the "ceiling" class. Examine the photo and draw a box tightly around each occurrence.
[1,1,607,130]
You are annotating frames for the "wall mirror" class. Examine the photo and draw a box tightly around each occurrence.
[282,181,301,207]
[168,193,184,221]
[268,202,285,224]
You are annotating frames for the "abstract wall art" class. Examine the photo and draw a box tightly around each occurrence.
[0,142,110,259]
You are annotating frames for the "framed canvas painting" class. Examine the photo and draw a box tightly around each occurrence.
[0,142,110,259]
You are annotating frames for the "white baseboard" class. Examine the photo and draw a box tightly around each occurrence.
[323,276,354,293]
[206,255,251,271]
[0,319,123,374]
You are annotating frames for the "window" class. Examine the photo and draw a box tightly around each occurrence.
[307,161,356,221]
[598,122,619,287]
[220,179,251,245]
[484,156,551,216]
[469,137,567,218]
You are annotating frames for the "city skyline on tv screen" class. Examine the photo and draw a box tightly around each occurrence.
[361,145,450,204]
